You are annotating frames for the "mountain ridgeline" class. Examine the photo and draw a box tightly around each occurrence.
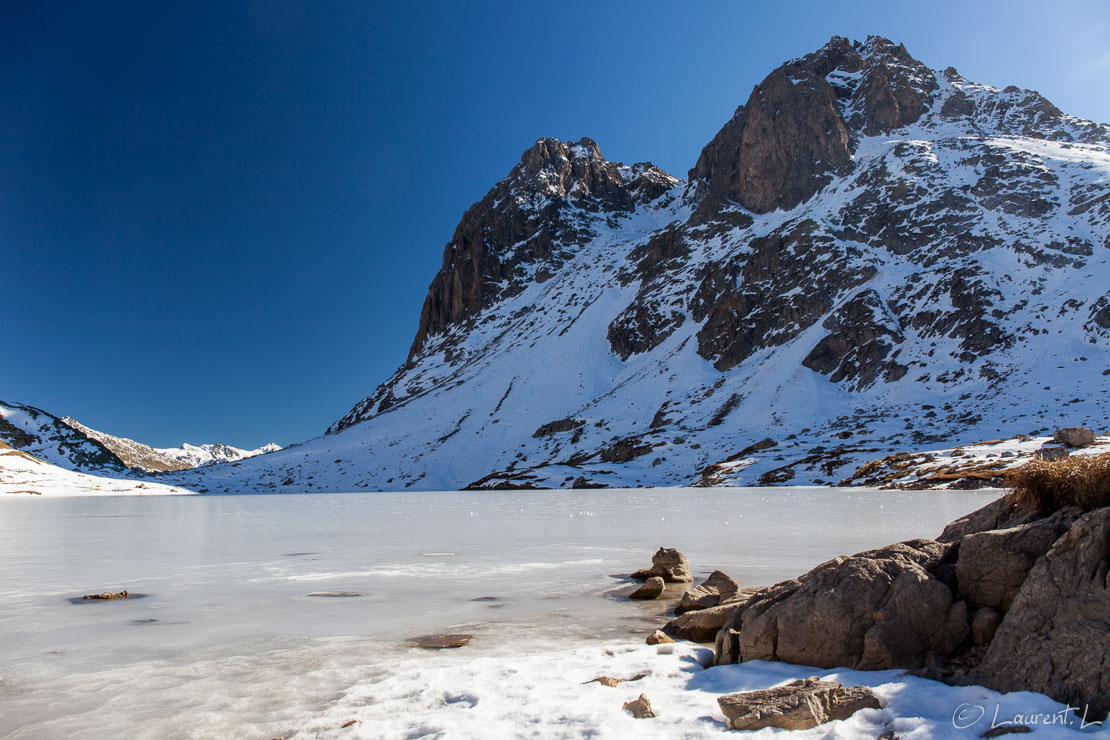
[175,35,1109,493]
[0,400,281,475]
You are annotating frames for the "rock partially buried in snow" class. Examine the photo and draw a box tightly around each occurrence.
[631,547,693,583]
[83,590,128,601]
[716,677,882,731]
[1053,427,1096,448]
[583,673,647,688]
[622,693,655,719]
[629,576,665,600]
[645,630,674,645]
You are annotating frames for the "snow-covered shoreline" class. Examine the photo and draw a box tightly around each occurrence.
[0,442,191,496]
[299,639,1107,738]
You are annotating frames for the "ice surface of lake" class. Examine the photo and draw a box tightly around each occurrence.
[0,488,1014,738]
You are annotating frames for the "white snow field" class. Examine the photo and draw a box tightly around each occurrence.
[0,443,188,496]
[2,487,1104,738]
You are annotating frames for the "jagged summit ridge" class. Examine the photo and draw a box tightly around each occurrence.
[406,136,679,360]
[163,35,1110,494]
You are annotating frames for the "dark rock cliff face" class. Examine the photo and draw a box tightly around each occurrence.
[803,290,907,389]
[692,225,877,371]
[409,138,677,357]
[690,36,937,215]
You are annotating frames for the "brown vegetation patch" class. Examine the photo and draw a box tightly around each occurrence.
[1004,452,1110,512]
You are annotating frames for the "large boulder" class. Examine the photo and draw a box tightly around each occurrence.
[937,496,1038,543]
[955,508,1078,612]
[674,569,740,614]
[629,576,665,600]
[971,507,1110,719]
[631,547,694,583]
[1053,427,1096,448]
[717,677,882,731]
[663,602,739,643]
[716,539,969,670]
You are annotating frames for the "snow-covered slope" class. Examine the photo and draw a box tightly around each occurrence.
[839,432,1110,489]
[166,35,1110,493]
[60,416,193,472]
[0,441,190,496]
[0,400,127,474]
[154,442,282,468]
[0,399,280,480]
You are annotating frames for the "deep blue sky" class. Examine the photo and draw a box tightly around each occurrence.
[3,1,1108,449]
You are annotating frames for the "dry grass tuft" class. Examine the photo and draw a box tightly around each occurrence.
[1005,452,1110,513]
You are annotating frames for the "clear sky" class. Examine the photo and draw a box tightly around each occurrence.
[3,0,1108,449]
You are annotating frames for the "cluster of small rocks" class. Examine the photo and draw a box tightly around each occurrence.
[622,548,885,730]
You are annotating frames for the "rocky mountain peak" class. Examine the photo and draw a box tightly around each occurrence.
[407,136,679,358]
[691,35,939,214]
[293,36,1110,494]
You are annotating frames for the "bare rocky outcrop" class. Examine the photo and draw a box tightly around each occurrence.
[664,602,739,643]
[955,507,1079,612]
[937,496,1040,542]
[407,138,677,360]
[692,225,878,371]
[970,506,1110,718]
[631,547,693,583]
[673,570,740,615]
[717,677,882,731]
[532,418,585,438]
[690,36,937,215]
[1054,427,1096,447]
[802,289,907,389]
[707,497,1110,721]
[715,539,968,670]
[599,438,654,464]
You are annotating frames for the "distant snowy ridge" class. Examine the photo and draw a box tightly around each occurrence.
[0,400,126,474]
[0,399,280,478]
[162,35,1109,494]
[61,416,193,472]
[155,442,282,468]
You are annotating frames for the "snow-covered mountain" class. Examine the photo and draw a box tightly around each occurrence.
[0,440,189,496]
[0,400,128,474]
[0,400,280,475]
[60,416,193,472]
[155,442,282,468]
[159,36,1110,492]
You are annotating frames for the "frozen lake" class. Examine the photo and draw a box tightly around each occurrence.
[0,488,1000,738]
